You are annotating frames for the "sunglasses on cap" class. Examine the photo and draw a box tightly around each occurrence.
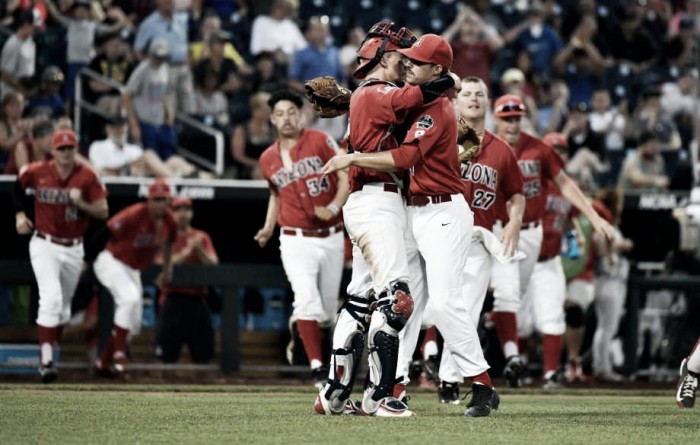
[495,103,526,114]
[56,145,77,152]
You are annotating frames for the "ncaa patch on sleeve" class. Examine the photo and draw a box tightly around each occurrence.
[417,115,434,130]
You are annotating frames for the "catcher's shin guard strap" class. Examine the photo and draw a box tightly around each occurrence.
[366,329,400,402]
[343,295,371,329]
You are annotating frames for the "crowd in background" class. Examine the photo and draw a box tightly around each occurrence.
[0,0,697,191]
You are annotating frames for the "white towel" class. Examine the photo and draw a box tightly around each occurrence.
[473,226,527,264]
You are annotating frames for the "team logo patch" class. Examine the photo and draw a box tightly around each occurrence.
[417,115,434,130]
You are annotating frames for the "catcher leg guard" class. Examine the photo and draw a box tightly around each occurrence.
[361,282,415,416]
[315,296,369,415]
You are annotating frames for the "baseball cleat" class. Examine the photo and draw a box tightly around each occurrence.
[311,365,329,390]
[314,393,361,415]
[542,371,564,389]
[565,359,584,382]
[676,358,697,408]
[504,355,524,388]
[362,397,415,417]
[38,362,58,384]
[422,355,440,383]
[438,381,460,405]
[464,384,500,417]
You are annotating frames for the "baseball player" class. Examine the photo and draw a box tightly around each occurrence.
[314,21,461,418]
[516,133,575,388]
[677,337,700,408]
[88,179,176,377]
[436,76,525,403]
[323,34,499,418]
[156,196,219,364]
[591,187,632,382]
[254,90,348,387]
[14,128,109,383]
[490,95,615,387]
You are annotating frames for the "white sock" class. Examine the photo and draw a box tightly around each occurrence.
[310,359,323,370]
[503,341,519,358]
[423,341,438,360]
[40,342,53,365]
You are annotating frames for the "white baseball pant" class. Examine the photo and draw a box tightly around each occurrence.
[93,250,143,334]
[519,256,567,338]
[566,279,595,309]
[279,230,344,324]
[30,235,84,327]
[592,276,626,376]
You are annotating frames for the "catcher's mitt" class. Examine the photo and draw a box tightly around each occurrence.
[304,76,351,118]
[457,117,481,162]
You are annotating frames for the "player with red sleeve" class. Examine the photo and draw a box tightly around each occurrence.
[314,21,461,418]
[490,96,615,388]
[89,179,177,377]
[156,196,219,364]
[14,128,108,383]
[324,35,499,418]
[436,77,525,403]
[254,90,349,388]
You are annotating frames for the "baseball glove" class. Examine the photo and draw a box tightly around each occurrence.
[457,117,481,162]
[304,76,351,118]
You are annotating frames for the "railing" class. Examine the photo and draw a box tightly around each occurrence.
[73,68,225,176]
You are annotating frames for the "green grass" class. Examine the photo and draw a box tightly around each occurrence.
[0,385,698,444]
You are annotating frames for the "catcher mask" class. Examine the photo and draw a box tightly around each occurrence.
[353,20,417,80]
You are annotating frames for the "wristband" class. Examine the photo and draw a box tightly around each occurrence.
[326,203,340,216]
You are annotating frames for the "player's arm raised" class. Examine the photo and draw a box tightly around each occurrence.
[254,192,279,248]
[553,170,615,240]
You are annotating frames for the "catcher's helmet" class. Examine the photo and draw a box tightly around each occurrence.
[353,20,417,80]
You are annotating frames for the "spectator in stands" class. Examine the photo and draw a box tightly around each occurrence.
[89,115,190,178]
[193,30,242,96]
[589,88,628,154]
[87,31,136,105]
[632,85,682,152]
[503,1,563,79]
[230,92,275,179]
[660,69,697,149]
[123,39,178,161]
[133,0,194,114]
[441,6,504,87]
[155,196,219,364]
[0,8,35,99]
[534,78,568,135]
[249,0,306,65]
[288,15,343,91]
[338,26,364,86]
[25,66,66,119]
[44,0,128,104]
[618,131,669,192]
[248,51,289,94]
[0,92,32,168]
[606,6,657,75]
[500,67,537,133]
[192,67,230,130]
[189,12,252,76]
[562,101,608,189]
[4,119,54,175]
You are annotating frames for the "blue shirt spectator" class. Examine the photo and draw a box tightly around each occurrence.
[288,15,343,91]
[134,3,189,64]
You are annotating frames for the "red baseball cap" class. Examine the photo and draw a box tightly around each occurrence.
[398,34,453,69]
[171,196,192,208]
[543,132,569,149]
[51,128,78,150]
[148,179,172,199]
[493,94,526,117]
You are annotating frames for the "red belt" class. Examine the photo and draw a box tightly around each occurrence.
[521,220,540,230]
[36,231,82,247]
[407,194,452,206]
[281,223,344,238]
[361,183,399,194]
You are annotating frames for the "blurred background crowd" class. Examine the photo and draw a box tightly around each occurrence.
[0,0,697,190]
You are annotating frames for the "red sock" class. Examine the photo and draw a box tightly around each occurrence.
[296,319,323,365]
[518,337,529,356]
[491,311,518,354]
[421,326,438,355]
[37,325,57,364]
[542,334,563,375]
[99,337,115,367]
[56,325,65,343]
[471,371,493,387]
[112,325,130,358]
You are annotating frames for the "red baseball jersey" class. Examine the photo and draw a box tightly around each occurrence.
[460,130,523,229]
[159,228,218,300]
[259,129,343,229]
[347,80,424,192]
[391,96,463,196]
[18,160,107,238]
[495,132,565,224]
[105,202,177,270]
[539,181,575,260]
